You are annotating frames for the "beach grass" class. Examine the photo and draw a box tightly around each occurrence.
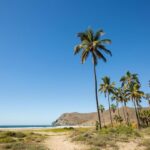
[0,130,47,150]
[37,127,75,133]
[70,125,146,150]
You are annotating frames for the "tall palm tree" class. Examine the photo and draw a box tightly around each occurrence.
[99,76,115,127]
[74,28,112,129]
[99,104,105,126]
[126,83,144,128]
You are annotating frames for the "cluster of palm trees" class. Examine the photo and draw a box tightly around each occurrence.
[99,72,147,129]
[74,27,149,129]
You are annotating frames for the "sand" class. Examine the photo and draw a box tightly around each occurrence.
[42,132,88,150]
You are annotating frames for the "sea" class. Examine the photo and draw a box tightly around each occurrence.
[0,125,51,128]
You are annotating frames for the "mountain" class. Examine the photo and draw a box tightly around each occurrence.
[52,107,147,126]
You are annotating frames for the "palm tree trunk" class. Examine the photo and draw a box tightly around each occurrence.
[93,63,102,129]
[102,112,105,127]
[136,101,142,126]
[108,93,113,127]
[122,102,127,123]
[132,99,140,129]
[124,102,130,125]
[116,101,120,116]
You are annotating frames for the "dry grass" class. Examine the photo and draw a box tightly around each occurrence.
[0,131,47,150]
[71,125,142,150]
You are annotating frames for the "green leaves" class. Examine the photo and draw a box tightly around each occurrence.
[74,27,112,65]
[95,50,107,62]
[111,104,117,113]
[99,104,105,113]
[81,50,89,64]
[101,39,112,44]
[127,82,144,102]
[120,71,140,88]
[94,29,105,40]
[98,45,112,56]
[74,45,82,55]
[99,76,115,95]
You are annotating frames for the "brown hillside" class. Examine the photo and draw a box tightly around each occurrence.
[52,107,148,126]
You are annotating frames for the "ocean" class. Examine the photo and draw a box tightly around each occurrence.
[0,125,51,128]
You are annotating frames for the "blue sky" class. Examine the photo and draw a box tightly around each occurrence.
[0,0,150,125]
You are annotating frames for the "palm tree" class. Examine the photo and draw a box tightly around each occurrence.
[126,83,144,128]
[120,71,140,125]
[99,76,115,127]
[99,104,105,126]
[74,28,112,129]
[111,104,117,113]
[111,89,120,116]
[112,87,129,124]
[144,93,150,107]
[120,71,140,88]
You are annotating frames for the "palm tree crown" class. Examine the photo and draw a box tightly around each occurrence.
[74,28,112,65]
[120,71,140,88]
[112,87,129,103]
[99,104,105,113]
[99,76,115,96]
[127,83,144,101]
[111,104,117,113]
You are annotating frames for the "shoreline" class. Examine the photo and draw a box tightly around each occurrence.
[0,125,93,131]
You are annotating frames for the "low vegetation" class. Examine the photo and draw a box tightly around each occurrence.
[37,127,75,133]
[0,131,47,150]
[71,125,150,150]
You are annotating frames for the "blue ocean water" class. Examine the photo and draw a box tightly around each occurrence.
[0,125,51,128]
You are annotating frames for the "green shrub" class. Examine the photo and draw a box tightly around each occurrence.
[2,131,26,138]
[0,137,16,143]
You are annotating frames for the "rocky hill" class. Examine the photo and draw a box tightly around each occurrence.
[52,107,146,126]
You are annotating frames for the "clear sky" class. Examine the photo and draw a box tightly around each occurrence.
[0,0,150,125]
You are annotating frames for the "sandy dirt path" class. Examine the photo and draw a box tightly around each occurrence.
[40,132,89,150]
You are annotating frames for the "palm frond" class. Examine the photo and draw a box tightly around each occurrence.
[98,45,112,56]
[94,29,105,40]
[74,45,82,55]
[101,39,112,44]
[81,50,89,64]
[86,28,94,41]
[77,32,90,42]
[94,50,107,62]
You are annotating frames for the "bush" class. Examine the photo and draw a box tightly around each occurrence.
[4,131,26,138]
